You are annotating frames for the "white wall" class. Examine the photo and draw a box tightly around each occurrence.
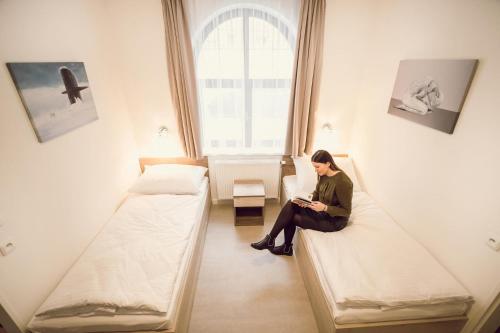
[347,1,500,332]
[314,0,376,153]
[105,0,184,157]
[0,0,139,329]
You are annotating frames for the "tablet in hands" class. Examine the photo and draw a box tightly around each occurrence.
[292,195,313,207]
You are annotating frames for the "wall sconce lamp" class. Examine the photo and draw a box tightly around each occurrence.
[158,126,169,137]
[316,122,339,152]
[321,122,334,133]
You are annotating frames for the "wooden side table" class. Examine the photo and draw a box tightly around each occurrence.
[233,179,265,226]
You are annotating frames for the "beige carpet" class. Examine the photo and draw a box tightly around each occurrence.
[189,202,318,333]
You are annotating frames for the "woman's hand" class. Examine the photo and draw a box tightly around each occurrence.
[309,201,327,212]
[292,200,309,208]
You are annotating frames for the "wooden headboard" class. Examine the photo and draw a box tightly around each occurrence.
[281,154,349,177]
[139,154,347,177]
[139,157,209,173]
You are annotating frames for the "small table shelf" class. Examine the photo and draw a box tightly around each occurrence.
[233,179,265,226]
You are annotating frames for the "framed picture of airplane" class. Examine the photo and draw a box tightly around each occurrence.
[6,62,98,142]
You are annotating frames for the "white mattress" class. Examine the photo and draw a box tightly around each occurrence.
[282,175,298,202]
[299,190,472,324]
[301,231,470,324]
[28,178,210,333]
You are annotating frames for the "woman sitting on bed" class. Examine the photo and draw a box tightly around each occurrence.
[251,150,353,256]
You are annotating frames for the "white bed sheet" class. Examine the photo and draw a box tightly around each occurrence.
[299,192,472,324]
[287,175,471,322]
[305,191,472,308]
[331,295,469,325]
[28,178,210,333]
[301,229,470,324]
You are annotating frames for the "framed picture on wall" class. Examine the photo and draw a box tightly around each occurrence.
[387,59,478,134]
[6,62,98,142]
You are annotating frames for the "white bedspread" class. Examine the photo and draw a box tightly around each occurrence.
[306,191,473,308]
[35,192,203,318]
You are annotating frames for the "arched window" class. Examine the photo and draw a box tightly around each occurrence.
[193,5,296,154]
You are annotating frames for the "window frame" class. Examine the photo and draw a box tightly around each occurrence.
[193,6,297,155]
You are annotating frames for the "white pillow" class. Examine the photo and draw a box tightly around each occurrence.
[129,164,208,195]
[292,155,317,194]
[292,155,362,193]
[334,157,362,192]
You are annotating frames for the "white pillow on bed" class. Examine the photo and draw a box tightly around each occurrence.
[129,164,207,195]
[292,155,318,194]
[335,157,362,192]
[292,155,362,192]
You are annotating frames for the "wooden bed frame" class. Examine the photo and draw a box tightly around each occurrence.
[139,157,208,173]
[281,154,469,333]
[137,157,210,333]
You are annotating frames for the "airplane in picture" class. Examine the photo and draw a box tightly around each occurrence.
[59,66,88,104]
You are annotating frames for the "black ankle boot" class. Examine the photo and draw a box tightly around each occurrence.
[270,243,294,256]
[251,234,275,250]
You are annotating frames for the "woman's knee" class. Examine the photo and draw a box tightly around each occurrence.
[292,214,306,228]
[284,200,298,211]
[334,217,349,231]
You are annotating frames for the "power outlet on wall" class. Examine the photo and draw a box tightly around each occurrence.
[0,221,16,256]
[486,235,500,251]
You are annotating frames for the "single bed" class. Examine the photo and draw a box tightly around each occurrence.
[28,158,211,333]
[281,157,472,333]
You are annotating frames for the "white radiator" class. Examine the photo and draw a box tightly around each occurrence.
[210,158,281,200]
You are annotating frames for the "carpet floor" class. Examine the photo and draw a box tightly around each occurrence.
[189,202,318,333]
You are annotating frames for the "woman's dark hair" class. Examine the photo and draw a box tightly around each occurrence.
[311,150,341,171]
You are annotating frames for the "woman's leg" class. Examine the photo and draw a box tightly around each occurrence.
[293,210,348,234]
[251,200,299,250]
[269,200,298,239]
[280,213,332,246]
[271,210,348,255]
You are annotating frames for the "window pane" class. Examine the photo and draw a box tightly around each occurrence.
[199,85,244,152]
[252,82,291,153]
[249,17,294,80]
[197,18,244,79]
[249,15,293,153]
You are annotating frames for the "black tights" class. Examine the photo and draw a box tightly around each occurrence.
[269,200,348,245]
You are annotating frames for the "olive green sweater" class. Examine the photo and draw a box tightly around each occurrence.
[311,171,353,218]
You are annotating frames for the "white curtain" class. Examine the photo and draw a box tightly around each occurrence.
[184,0,300,155]
[185,0,300,30]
